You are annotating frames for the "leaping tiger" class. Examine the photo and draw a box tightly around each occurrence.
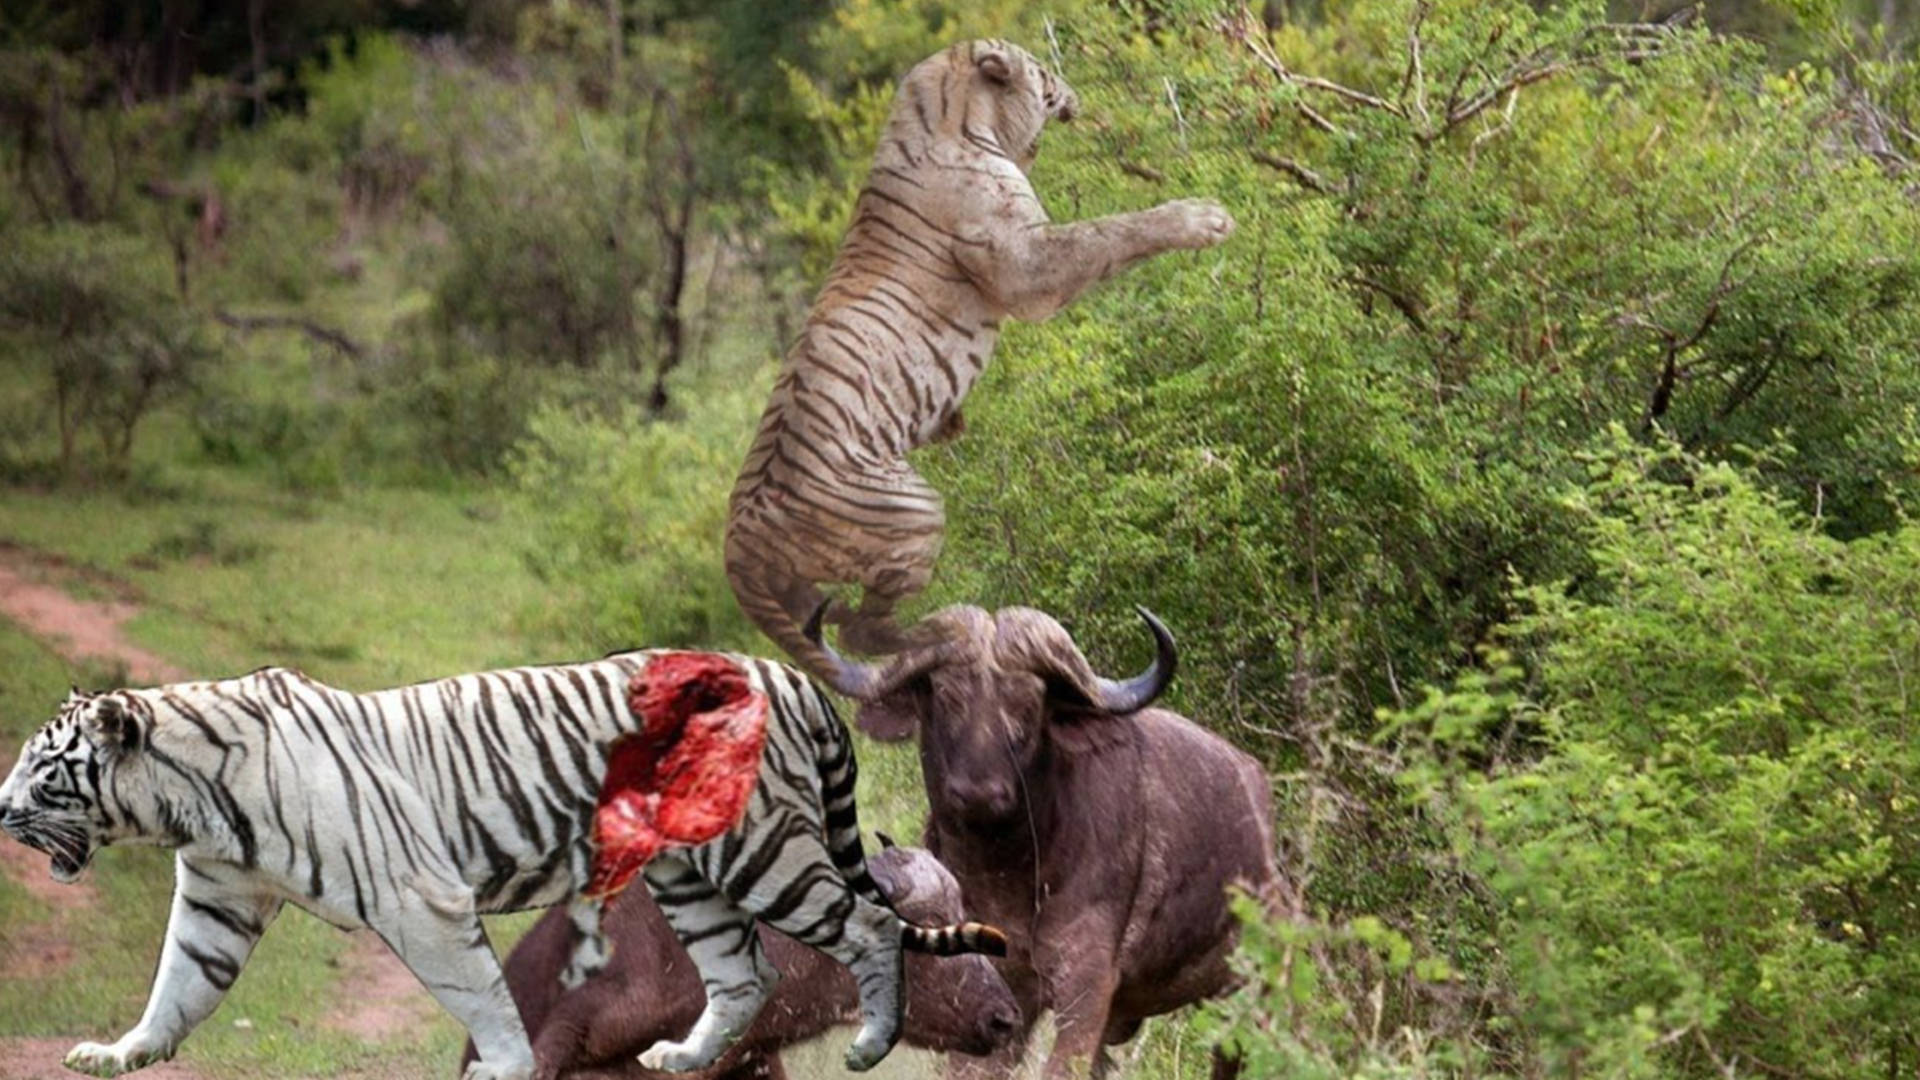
[0,652,1005,1080]
[725,39,1235,679]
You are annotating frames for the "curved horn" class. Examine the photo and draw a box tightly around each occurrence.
[1007,606,1177,715]
[802,599,952,701]
[1093,607,1178,713]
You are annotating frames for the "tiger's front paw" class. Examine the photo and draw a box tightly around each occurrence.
[1161,198,1236,250]
[63,1037,169,1077]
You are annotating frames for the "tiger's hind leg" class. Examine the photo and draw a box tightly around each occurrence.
[561,845,610,990]
[560,897,609,990]
[836,463,947,658]
[377,889,532,1080]
[757,879,905,1072]
[637,855,778,1073]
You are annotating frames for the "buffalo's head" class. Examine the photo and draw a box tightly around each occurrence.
[806,604,1175,829]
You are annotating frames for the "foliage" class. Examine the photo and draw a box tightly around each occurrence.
[506,388,766,656]
[1213,436,1920,1076]
[0,224,217,477]
[894,0,1920,735]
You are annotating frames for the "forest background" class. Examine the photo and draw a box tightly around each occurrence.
[3,0,1920,1077]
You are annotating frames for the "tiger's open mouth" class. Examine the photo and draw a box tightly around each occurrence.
[49,846,92,883]
[3,821,93,883]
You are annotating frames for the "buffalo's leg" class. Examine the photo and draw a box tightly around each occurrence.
[1040,955,1121,1080]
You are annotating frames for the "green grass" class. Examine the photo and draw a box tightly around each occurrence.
[0,481,510,1076]
[0,472,555,688]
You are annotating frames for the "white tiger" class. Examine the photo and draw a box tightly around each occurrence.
[0,652,1004,1079]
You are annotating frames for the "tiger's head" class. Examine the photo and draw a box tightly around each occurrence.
[905,39,1079,172]
[0,690,155,883]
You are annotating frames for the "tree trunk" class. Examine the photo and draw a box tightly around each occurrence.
[247,0,268,126]
[643,88,698,414]
[649,206,690,411]
[55,373,77,477]
[46,80,96,221]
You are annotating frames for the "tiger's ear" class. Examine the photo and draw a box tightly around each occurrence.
[974,44,1013,86]
[81,697,142,754]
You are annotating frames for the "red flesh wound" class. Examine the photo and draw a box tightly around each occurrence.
[586,653,768,900]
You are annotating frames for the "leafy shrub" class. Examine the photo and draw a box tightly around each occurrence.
[506,385,766,654]
[1218,434,1920,1077]
[0,223,218,477]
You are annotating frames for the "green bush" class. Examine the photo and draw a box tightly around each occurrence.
[1217,434,1920,1077]
[0,223,218,478]
[505,385,766,654]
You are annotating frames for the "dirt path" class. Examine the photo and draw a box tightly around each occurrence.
[0,542,187,685]
[0,543,437,1080]
[0,1038,214,1080]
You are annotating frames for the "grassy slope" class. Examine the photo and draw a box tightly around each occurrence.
[0,469,536,1077]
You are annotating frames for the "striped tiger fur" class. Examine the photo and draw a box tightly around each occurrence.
[0,654,1006,1080]
[725,39,1234,680]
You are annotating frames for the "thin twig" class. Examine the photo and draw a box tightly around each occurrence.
[1252,151,1332,192]
[1163,77,1190,153]
[213,310,367,359]
[1407,0,1433,135]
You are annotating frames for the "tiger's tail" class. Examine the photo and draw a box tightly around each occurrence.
[805,683,1010,959]
[902,920,1011,957]
[726,558,851,693]
[807,677,890,901]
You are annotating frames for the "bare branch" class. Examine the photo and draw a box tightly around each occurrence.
[1163,77,1190,153]
[1284,69,1406,116]
[1446,61,1572,131]
[1350,273,1430,333]
[1407,0,1434,136]
[1239,7,1402,119]
[213,310,367,359]
[1118,159,1166,184]
[1295,98,1343,136]
[1240,4,1682,152]
[1252,151,1332,193]
[1630,235,1763,433]
[1467,87,1520,161]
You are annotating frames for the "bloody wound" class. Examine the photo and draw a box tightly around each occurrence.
[587,653,769,899]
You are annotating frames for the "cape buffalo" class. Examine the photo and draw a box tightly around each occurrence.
[807,604,1279,1079]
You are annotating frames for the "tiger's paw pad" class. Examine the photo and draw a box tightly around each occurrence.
[63,1041,165,1077]
[638,1039,719,1073]
[843,1027,899,1072]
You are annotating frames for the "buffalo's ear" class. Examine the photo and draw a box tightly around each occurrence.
[81,697,142,754]
[854,690,920,742]
[1047,702,1134,756]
